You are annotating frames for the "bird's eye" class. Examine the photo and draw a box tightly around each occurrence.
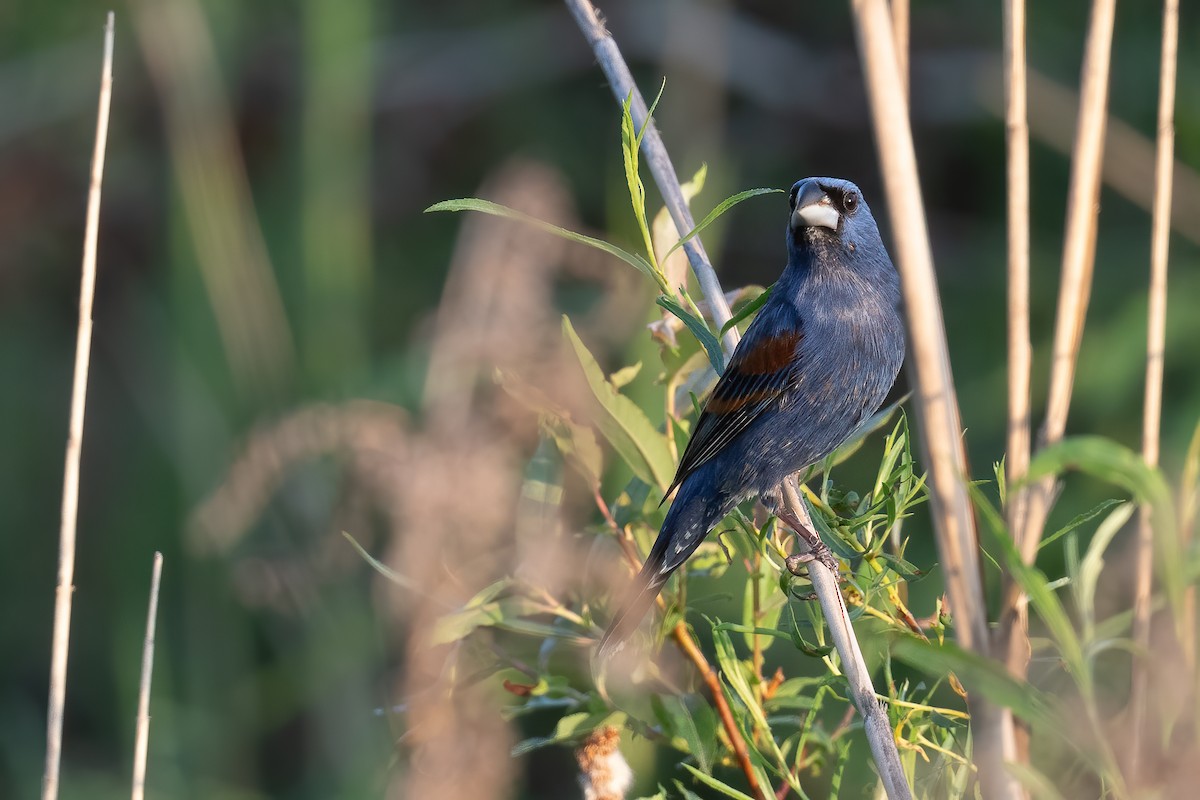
[842,190,859,214]
[788,185,800,210]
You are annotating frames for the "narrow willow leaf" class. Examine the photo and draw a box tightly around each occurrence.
[719,284,772,336]
[609,361,643,390]
[620,93,660,284]
[665,188,785,261]
[1076,502,1135,638]
[680,765,756,800]
[563,317,675,491]
[890,636,1055,729]
[342,532,419,591]
[511,710,626,756]
[1039,498,1125,551]
[426,197,658,281]
[656,295,725,373]
[1027,436,1183,629]
[658,695,717,774]
[970,486,1089,689]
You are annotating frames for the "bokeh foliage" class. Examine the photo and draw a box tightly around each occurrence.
[2,1,1199,798]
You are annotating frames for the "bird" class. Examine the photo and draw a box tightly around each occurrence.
[596,177,905,659]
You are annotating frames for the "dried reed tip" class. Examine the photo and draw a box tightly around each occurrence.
[575,726,633,800]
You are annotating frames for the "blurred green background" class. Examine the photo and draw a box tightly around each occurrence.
[2,0,1198,797]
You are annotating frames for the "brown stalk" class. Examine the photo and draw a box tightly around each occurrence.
[1129,0,1181,780]
[593,493,766,799]
[1000,0,1117,681]
[848,0,1021,795]
[131,552,164,800]
[566,2,913,796]
[43,14,114,800]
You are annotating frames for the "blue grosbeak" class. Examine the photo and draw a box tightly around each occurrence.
[597,177,905,658]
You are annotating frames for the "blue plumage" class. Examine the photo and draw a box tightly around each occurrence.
[597,177,905,658]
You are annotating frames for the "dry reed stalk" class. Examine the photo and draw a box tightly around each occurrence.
[564,2,912,796]
[1000,0,1117,689]
[1129,0,1180,780]
[42,14,114,800]
[1003,0,1032,561]
[848,1,1023,795]
[890,0,909,103]
[131,552,163,800]
[1000,0,1033,775]
[1014,0,1116,558]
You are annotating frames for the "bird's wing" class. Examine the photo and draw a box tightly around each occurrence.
[666,318,804,497]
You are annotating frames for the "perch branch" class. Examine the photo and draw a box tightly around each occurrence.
[563,0,737,355]
[567,2,912,797]
[131,552,163,800]
[1130,0,1180,779]
[43,14,114,800]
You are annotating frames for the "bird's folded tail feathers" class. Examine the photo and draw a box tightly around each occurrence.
[594,562,670,661]
[595,488,735,661]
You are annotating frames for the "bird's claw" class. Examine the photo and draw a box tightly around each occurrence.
[785,539,838,576]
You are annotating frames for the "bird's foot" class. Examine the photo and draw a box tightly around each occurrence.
[784,539,838,576]
[761,488,839,575]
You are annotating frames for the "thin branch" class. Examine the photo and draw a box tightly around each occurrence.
[131,552,163,800]
[563,0,737,355]
[848,1,1021,796]
[43,13,114,800]
[1130,0,1180,780]
[781,483,912,800]
[565,2,912,796]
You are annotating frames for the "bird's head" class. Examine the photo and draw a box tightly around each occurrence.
[784,177,884,267]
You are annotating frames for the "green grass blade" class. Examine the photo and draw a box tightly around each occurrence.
[425,197,658,281]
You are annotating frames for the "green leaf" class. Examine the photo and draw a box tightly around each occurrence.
[562,317,676,492]
[426,197,659,282]
[679,765,756,800]
[1039,498,1125,551]
[1005,761,1070,800]
[655,295,725,373]
[609,362,643,390]
[511,710,626,756]
[620,91,663,286]
[1075,502,1135,639]
[719,285,772,336]
[1026,436,1183,629]
[657,695,717,774]
[890,636,1055,729]
[672,781,706,800]
[341,532,419,591]
[970,486,1090,691]
[664,188,785,261]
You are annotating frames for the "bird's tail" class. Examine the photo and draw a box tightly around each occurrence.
[595,488,733,661]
